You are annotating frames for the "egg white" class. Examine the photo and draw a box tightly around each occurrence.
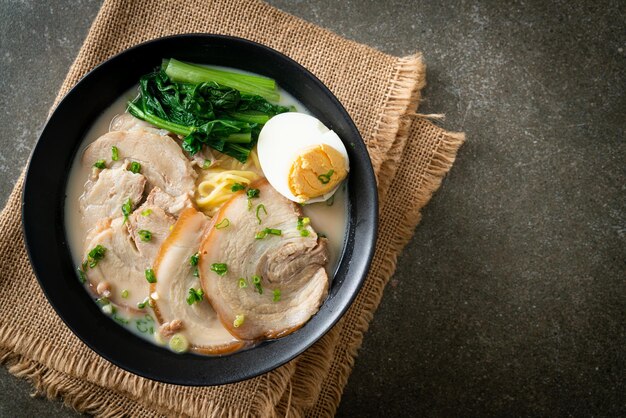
[257,113,350,203]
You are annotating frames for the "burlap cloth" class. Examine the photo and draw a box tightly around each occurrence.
[0,0,464,416]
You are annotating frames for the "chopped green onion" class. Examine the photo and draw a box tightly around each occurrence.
[210,263,228,276]
[300,229,310,237]
[202,159,211,169]
[141,208,152,216]
[121,198,132,224]
[87,245,106,268]
[255,228,281,239]
[215,218,230,229]
[93,159,106,169]
[246,188,260,199]
[273,289,281,302]
[252,275,263,294]
[145,268,157,283]
[77,267,87,284]
[111,146,119,161]
[256,204,267,224]
[318,169,334,184]
[296,216,310,230]
[233,314,245,328]
[326,194,335,206]
[138,229,152,242]
[186,288,204,305]
[102,304,114,315]
[189,253,199,266]
[193,268,199,278]
[231,183,246,192]
[112,313,129,325]
[238,278,247,288]
[135,314,155,333]
[137,298,149,309]
[169,333,189,353]
[128,161,141,174]
[121,289,129,299]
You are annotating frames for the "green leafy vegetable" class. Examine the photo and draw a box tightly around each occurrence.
[189,253,199,266]
[138,230,152,242]
[164,58,279,101]
[93,159,106,169]
[128,63,292,163]
[186,288,204,305]
[246,188,260,199]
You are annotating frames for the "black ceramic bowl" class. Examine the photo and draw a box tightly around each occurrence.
[22,34,377,386]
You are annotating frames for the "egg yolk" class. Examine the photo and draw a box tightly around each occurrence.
[288,144,347,201]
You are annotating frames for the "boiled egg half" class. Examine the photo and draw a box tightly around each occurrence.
[257,113,349,204]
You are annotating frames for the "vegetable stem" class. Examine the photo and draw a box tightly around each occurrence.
[164,58,279,101]
[127,102,193,136]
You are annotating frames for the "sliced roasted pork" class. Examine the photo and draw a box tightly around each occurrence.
[83,217,151,309]
[79,165,146,229]
[199,179,330,340]
[111,113,214,168]
[144,187,193,218]
[109,113,171,136]
[82,130,196,199]
[127,203,176,262]
[152,208,244,354]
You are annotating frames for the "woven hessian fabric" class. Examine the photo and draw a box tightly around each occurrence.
[0,0,465,416]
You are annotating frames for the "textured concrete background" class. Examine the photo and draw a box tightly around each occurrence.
[0,0,624,416]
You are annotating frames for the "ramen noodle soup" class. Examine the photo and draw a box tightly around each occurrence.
[65,60,349,354]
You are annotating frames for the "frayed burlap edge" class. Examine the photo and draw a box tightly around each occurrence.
[369,53,425,205]
[305,125,466,417]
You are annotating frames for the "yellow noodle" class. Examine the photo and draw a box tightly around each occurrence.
[194,151,262,215]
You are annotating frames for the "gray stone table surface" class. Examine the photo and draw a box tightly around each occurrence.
[0,1,624,416]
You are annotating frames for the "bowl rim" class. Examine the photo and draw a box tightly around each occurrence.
[22,33,378,386]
